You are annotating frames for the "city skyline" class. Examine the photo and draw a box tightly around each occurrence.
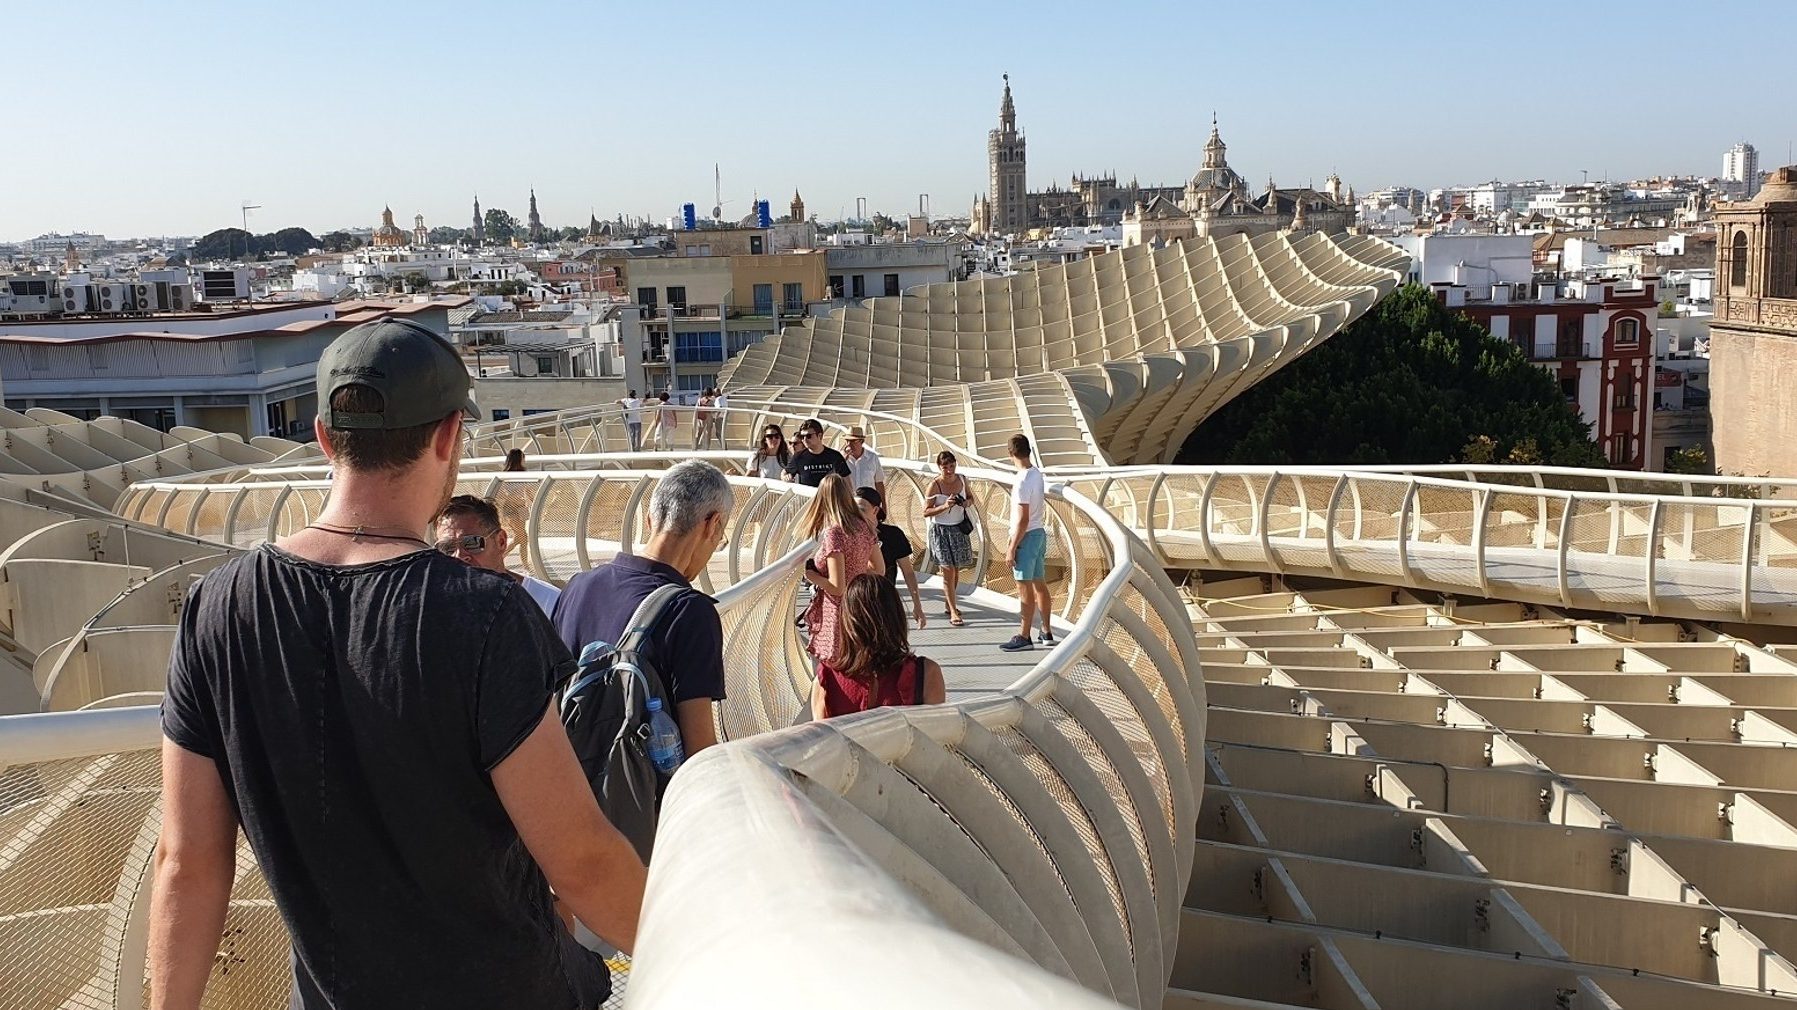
[6,0,1793,241]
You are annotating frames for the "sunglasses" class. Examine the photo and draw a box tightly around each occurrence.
[763,432,783,440]
[800,430,822,439]
[436,532,494,555]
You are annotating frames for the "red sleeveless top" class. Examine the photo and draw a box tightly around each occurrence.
[816,654,928,718]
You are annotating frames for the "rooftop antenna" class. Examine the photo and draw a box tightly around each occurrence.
[239,200,260,260]
[712,164,723,220]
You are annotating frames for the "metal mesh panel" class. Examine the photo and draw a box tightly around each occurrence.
[1059,655,1173,840]
[1037,698,1156,913]
[989,725,1131,952]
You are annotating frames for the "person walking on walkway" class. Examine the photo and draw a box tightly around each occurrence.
[710,387,729,449]
[497,448,531,569]
[151,318,641,1010]
[618,390,644,452]
[856,487,924,629]
[800,474,878,667]
[436,494,561,617]
[749,423,790,479]
[842,425,885,500]
[811,573,945,720]
[923,450,973,627]
[653,391,678,451]
[783,418,850,487]
[999,433,1054,652]
[692,389,714,450]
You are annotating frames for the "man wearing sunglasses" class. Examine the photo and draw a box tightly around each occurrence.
[436,494,561,616]
[781,418,850,488]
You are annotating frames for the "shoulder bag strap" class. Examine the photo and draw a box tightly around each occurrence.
[913,655,929,705]
[615,583,687,659]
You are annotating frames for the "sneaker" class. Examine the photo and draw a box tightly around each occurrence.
[999,635,1033,653]
[1039,631,1056,646]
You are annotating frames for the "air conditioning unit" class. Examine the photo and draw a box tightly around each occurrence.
[133,283,155,312]
[166,283,190,312]
[62,285,89,313]
[92,282,126,314]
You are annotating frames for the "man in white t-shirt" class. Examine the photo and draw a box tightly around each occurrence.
[618,390,645,452]
[842,425,886,501]
[711,388,729,449]
[999,433,1053,653]
[435,495,560,616]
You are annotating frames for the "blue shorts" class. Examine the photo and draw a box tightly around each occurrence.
[1013,528,1047,583]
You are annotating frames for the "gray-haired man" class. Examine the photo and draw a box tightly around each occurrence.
[552,459,733,758]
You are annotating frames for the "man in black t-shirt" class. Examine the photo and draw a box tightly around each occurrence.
[781,417,850,487]
[152,319,646,1010]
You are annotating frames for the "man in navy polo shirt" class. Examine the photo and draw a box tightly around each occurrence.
[553,460,732,757]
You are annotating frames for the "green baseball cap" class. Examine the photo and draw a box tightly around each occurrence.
[317,318,479,430]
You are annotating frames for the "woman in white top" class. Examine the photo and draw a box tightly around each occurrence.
[921,449,974,627]
[748,423,790,478]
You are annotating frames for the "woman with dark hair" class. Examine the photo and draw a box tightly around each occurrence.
[922,450,974,627]
[855,486,924,629]
[496,447,530,566]
[811,573,946,720]
[749,423,790,478]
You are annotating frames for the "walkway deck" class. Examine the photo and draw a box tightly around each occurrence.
[909,586,1053,701]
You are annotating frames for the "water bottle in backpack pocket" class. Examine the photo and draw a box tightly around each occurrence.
[559,584,688,862]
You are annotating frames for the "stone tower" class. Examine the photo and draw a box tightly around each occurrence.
[790,189,806,223]
[1710,165,1797,476]
[986,74,1027,235]
[527,189,544,243]
[472,194,484,245]
[413,213,428,246]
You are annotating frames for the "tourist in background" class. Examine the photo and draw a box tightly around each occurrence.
[923,450,973,627]
[497,448,530,567]
[692,389,715,450]
[783,418,850,487]
[856,486,924,630]
[811,573,945,720]
[711,387,729,448]
[799,474,878,667]
[999,433,1053,653]
[749,423,790,479]
[653,391,678,451]
[842,425,886,500]
[618,390,644,452]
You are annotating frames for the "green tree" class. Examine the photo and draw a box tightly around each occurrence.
[428,226,471,246]
[556,225,585,243]
[269,227,319,256]
[484,208,519,245]
[321,231,362,253]
[1665,445,1710,475]
[1178,284,1605,467]
[401,272,430,292]
[1659,298,1677,318]
[192,228,254,260]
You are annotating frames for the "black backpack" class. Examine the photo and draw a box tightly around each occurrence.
[560,583,686,862]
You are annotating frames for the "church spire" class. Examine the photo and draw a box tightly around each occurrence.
[1202,112,1228,170]
[526,188,544,242]
[999,73,1016,132]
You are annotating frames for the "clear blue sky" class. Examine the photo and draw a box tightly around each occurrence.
[5,0,1792,241]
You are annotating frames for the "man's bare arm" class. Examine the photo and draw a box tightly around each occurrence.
[493,708,648,953]
[676,698,718,756]
[149,739,239,1010]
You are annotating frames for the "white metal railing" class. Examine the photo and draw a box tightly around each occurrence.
[1063,467,1797,626]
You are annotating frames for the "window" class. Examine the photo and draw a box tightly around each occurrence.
[491,409,511,421]
[1613,318,1640,348]
[1556,319,1584,359]
[851,275,866,299]
[828,275,844,298]
[637,286,657,310]
[749,235,764,254]
[1731,231,1749,288]
[536,355,556,375]
[728,329,768,356]
[752,283,773,314]
[782,282,804,312]
[673,331,723,364]
[884,273,900,297]
[667,286,688,310]
[1559,376,1579,402]
[677,372,719,393]
[1612,386,1636,410]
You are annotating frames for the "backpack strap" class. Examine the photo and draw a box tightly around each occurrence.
[614,583,688,661]
[913,654,929,706]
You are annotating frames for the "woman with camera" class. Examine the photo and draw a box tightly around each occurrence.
[923,450,975,627]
